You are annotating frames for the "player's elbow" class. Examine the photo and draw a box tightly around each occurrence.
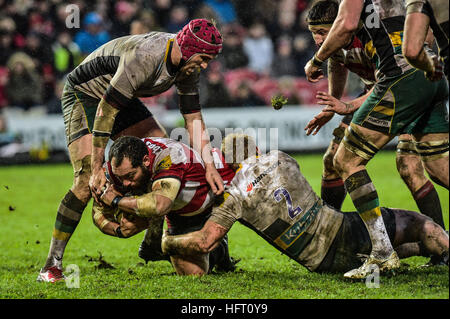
[402,41,422,62]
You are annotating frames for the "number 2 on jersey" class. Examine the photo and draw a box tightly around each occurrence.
[273,187,302,219]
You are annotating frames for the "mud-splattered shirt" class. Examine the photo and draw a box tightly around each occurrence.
[210,151,344,272]
[67,32,199,106]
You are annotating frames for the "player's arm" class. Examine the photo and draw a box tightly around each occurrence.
[90,93,121,201]
[92,201,120,237]
[162,220,229,256]
[403,11,442,80]
[316,86,374,115]
[182,101,224,196]
[100,177,181,217]
[90,52,158,200]
[305,0,364,81]
[304,58,349,135]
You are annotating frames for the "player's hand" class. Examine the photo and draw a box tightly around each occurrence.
[316,91,354,115]
[100,183,122,207]
[305,111,335,136]
[161,230,170,254]
[119,213,149,238]
[304,59,324,83]
[205,164,224,195]
[425,56,444,82]
[89,166,107,204]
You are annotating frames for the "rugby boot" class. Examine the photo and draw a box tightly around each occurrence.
[138,239,170,263]
[138,218,170,263]
[210,235,240,273]
[36,266,65,283]
[344,251,401,279]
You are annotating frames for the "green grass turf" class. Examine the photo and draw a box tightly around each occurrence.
[0,151,448,299]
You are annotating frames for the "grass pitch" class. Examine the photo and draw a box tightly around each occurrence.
[0,151,448,299]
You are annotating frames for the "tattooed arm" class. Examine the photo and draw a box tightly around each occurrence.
[162,220,229,256]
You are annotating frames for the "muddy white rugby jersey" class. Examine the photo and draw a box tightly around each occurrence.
[210,150,344,271]
[67,32,199,105]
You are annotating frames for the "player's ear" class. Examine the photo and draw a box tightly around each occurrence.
[142,155,151,168]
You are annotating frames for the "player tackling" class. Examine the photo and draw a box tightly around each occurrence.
[161,134,449,275]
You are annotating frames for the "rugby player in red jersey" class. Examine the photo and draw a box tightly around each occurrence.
[93,136,237,275]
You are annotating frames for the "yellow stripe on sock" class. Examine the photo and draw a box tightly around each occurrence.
[359,207,382,222]
[52,229,72,241]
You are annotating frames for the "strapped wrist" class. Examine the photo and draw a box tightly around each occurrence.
[312,53,324,68]
[111,195,123,208]
[114,226,125,238]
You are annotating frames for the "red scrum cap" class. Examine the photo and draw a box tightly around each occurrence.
[176,19,223,61]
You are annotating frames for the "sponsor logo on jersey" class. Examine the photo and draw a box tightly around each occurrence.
[246,161,280,192]
[156,155,172,171]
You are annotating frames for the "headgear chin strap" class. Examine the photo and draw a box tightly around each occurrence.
[176,19,223,61]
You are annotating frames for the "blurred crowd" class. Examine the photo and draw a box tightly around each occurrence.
[0,0,361,124]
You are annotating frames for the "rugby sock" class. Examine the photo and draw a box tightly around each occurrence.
[414,181,445,228]
[345,170,394,258]
[321,177,346,210]
[45,190,86,269]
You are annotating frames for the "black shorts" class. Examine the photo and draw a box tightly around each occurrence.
[316,207,396,273]
[166,207,213,236]
[62,82,153,145]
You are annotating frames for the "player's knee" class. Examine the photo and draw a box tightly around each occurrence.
[323,149,337,175]
[71,155,92,199]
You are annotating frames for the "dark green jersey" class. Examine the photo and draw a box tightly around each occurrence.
[405,0,449,77]
[352,0,414,81]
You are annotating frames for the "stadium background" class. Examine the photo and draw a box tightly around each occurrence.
[0,0,448,299]
[0,0,368,162]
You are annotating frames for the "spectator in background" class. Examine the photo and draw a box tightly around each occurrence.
[0,17,24,65]
[52,31,82,79]
[110,1,138,38]
[0,66,8,108]
[243,22,273,74]
[165,4,189,33]
[201,61,232,108]
[219,24,248,70]
[204,0,237,25]
[151,0,172,29]
[271,36,299,77]
[45,78,64,114]
[74,12,110,55]
[292,33,315,77]
[5,52,43,110]
[130,19,150,35]
[231,81,265,107]
[0,29,15,66]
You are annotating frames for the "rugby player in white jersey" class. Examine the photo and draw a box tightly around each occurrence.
[161,134,449,275]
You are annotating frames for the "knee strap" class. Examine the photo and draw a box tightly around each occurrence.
[397,139,419,155]
[414,139,449,161]
[342,124,379,161]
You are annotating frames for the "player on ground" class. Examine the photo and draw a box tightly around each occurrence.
[403,0,448,82]
[303,1,446,232]
[38,19,226,282]
[304,0,449,278]
[161,134,449,275]
[93,136,237,275]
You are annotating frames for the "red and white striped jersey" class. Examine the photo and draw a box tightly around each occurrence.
[142,137,235,217]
